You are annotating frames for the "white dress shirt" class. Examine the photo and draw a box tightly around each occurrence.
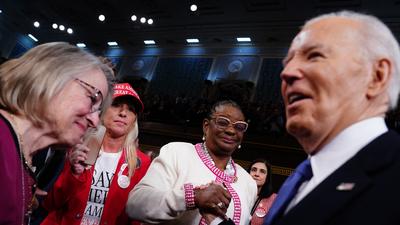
[285,117,388,213]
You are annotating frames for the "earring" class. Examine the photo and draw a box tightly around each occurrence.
[238,144,241,149]
[202,135,206,141]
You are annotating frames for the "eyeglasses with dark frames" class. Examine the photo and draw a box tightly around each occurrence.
[75,78,103,113]
[210,116,248,133]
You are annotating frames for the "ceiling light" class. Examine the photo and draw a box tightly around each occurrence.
[98,14,105,22]
[59,25,65,31]
[28,34,38,42]
[186,38,199,43]
[0,9,2,13]
[140,17,146,23]
[67,28,73,34]
[131,15,137,21]
[52,23,58,29]
[76,43,86,48]
[147,18,153,25]
[107,41,118,46]
[33,21,40,28]
[190,4,197,12]
[144,40,155,45]
[236,37,251,42]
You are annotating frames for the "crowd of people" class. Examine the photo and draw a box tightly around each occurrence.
[1,9,400,225]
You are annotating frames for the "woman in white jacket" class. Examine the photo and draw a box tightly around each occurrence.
[126,100,257,225]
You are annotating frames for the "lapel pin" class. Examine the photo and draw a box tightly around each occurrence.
[336,182,355,191]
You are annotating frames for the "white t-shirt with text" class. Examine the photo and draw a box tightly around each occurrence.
[80,150,122,225]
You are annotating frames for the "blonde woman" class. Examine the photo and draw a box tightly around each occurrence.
[42,83,150,225]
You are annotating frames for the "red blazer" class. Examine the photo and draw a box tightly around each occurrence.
[41,149,151,225]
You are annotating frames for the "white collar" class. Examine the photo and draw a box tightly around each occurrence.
[310,117,388,184]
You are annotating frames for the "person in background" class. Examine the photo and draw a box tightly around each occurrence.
[0,42,114,225]
[263,10,400,225]
[41,83,151,225]
[126,100,257,225]
[248,159,276,225]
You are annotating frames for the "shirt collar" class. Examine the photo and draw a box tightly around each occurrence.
[309,117,388,184]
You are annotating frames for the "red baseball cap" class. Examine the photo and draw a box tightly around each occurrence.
[113,83,144,113]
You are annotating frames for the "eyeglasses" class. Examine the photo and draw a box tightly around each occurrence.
[211,116,248,133]
[75,78,103,113]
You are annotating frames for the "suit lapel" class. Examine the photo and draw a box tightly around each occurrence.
[277,130,400,225]
[279,161,370,225]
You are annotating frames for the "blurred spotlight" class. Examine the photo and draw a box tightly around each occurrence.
[190,4,197,12]
[98,14,105,21]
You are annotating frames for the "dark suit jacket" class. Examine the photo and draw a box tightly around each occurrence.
[273,130,400,225]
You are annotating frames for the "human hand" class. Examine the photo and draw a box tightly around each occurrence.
[69,144,90,174]
[34,188,48,197]
[31,187,48,210]
[195,182,231,219]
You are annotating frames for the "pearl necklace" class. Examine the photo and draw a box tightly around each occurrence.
[201,142,235,177]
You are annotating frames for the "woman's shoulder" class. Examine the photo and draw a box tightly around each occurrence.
[160,142,196,153]
[163,141,194,147]
[260,193,277,206]
[269,193,277,201]
[156,142,198,160]
[137,149,151,164]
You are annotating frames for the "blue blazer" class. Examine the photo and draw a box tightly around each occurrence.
[269,130,400,225]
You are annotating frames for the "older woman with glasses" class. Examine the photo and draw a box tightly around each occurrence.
[0,42,114,225]
[126,100,257,225]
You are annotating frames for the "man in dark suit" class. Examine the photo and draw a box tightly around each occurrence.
[263,10,400,225]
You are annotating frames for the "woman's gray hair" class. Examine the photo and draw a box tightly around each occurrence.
[304,10,400,109]
[0,42,115,126]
